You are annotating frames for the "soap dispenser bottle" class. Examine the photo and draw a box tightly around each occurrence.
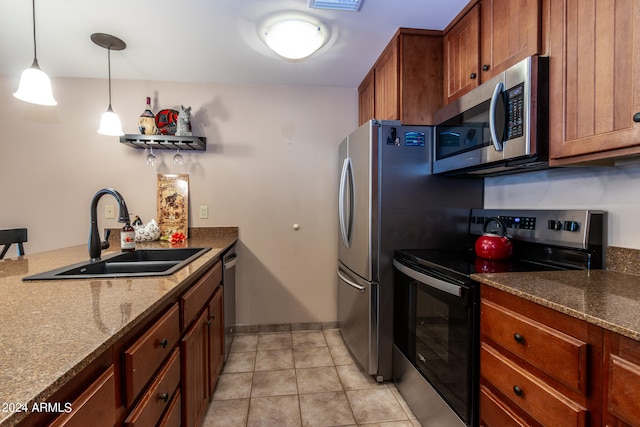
[121,222,136,252]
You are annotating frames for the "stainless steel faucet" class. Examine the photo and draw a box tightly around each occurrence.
[89,188,130,260]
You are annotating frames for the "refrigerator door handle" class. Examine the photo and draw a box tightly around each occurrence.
[337,268,365,292]
[339,157,352,248]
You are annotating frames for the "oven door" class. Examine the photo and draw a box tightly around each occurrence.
[393,259,478,426]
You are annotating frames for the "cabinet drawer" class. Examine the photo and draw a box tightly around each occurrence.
[48,366,115,427]
[158,389,181,427]
[124,303,180,406]
[481,299,588,394]
[481,342,587,427]
[124,348,181,427]
[480,385,531,427]
[181,261,221,329]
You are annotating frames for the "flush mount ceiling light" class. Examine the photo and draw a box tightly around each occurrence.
[13,0,57,106]
[308,0,363,12]
[92,33,126,137]
[264,18,326,60]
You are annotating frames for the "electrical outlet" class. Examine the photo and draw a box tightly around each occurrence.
[105,205,115,219]
[199,206,209,219]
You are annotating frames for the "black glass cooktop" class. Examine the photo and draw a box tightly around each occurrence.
[395,248,566,284]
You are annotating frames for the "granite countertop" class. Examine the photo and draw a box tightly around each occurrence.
[472,269,640,342]
[0,227,237,427]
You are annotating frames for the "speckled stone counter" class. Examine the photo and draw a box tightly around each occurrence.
[0,227,237,427]
[472,269,640,342]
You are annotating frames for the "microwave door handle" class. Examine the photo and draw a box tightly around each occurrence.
[489,82,504,152]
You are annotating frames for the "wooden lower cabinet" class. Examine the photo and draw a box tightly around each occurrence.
[182,307,211,427]
[603,331,640,426]
[47,366,116,427]
[480,284,602,426]
[208,286,225,395]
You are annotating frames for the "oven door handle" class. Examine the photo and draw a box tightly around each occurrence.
[393,259,462,297]
[489,81,504,152]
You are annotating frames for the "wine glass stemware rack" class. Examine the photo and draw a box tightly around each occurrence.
[119,134,206,151]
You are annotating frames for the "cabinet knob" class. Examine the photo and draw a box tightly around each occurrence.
[482,64,490,72]
[207,319,212,326]
[470,72,477,80]
[633,112,640,122]
[160,392,169,403]
[513,385,524,397]
[159,338,168,348]
[514,333,524,344]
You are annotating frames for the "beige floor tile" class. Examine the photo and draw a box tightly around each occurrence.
[296,366,343,394]
[292,330,327,348]
[322,329,346,348]
[257,332,293,350]
[231,334,259,352]
[255,349,294,371]
[212,372,253,400]
[247,395,302,427]
[389,386,418,420]
[299,391,356,426]
[202,398,250,427]
[346,388,407,424]
[223,351,256,373]
[336,363,385,390]
[328,345,354,365]
[251,369,298,397]
[293,347,334,368]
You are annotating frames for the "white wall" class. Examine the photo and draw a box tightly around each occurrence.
[0,75,357,325]
[485,165,640,249]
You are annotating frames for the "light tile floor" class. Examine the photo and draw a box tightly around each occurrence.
[202,329,422,427]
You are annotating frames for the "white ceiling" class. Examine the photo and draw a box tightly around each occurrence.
[1,0,467,87]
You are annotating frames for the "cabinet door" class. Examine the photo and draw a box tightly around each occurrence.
[603,331,640,427]
[480,0,541,80]
[181,309,209,427]
[444,4,480,104]
[48,366,116,427]
[208,286,225,396]
[549,0,640,164]
[358,69,375,125]
[374,40,399,121]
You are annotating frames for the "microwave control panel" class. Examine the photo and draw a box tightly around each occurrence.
[506,82,525,141]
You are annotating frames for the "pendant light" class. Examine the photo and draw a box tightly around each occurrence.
[13,0,57,106]
[92,33,126,136]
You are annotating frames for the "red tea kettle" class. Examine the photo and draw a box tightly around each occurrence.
[475,217,513,260]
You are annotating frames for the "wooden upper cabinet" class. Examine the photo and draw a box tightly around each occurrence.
[549,0,640,165]
[444,0,542,104]
[358,28,443,125]
[480,0,542,79]
[444,4,480,104]
[357,69,375,126]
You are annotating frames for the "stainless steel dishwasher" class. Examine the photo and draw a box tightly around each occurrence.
[222,245,237,360]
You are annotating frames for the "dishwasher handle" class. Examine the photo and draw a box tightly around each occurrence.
[224,254,237,270]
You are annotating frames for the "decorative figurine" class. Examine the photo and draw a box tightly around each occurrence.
[176,105,192,136]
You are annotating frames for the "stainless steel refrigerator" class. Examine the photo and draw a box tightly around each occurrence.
[337,120,484,381]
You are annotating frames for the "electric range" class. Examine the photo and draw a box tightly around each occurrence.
[392,209,606,427]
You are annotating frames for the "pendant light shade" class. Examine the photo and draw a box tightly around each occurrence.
[92,33,126,136]
[14,0,57,106]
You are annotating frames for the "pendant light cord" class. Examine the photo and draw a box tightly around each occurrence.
[107,46,112,107]
[31,0,37,59]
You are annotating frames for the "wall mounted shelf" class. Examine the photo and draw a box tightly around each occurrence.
[119,134,206,151]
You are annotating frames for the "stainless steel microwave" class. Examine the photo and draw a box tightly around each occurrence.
[433,56,549,176]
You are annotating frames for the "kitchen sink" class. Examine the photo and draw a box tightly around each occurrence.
[23,247,211,281]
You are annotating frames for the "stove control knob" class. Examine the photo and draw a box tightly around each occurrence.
[563,221,580,232]
[548,220,563,230]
